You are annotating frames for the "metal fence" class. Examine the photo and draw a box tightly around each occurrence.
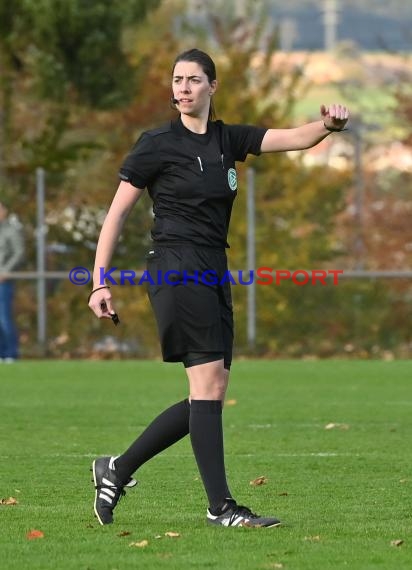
[2,168,412,354]
[2,268,412,355]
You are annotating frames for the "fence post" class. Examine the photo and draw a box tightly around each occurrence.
[36,167,46,354]
[353,119,365,270]
[246,167,256,350]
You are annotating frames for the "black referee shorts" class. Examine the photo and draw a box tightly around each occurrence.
[146,244,233,370]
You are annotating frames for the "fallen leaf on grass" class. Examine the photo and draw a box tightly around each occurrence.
[26,530,44,540]
[118,531,132,537]
[165,531,180,538]
[399,479,408,484]
[324,422,350,430]
[0,497,18,505]
[250,476,268,486]
[304,535,321,542]
[129,540,148,548]
[226,399,237,406]
[241,520,262,528]
[390,539,404,547]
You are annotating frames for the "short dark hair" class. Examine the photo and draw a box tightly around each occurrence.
[172,48,217,120]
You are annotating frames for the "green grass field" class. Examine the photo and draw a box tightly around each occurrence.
[1,360,411,570]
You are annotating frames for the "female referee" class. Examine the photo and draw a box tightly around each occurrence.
[88,48,349,528]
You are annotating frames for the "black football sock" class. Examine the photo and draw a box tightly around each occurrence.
[114,399,190,482]
[189,399,232,511]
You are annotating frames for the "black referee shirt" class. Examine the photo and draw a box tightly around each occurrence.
[119,116,267,248]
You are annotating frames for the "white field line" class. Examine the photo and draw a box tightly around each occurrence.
[0,452,363,459]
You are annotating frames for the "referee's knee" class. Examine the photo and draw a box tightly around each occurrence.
[185,358,228,401]
[189,376,227,400]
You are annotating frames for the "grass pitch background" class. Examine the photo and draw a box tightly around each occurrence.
[1,360,411,570]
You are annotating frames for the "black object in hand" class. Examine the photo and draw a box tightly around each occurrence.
[111,313,120,326]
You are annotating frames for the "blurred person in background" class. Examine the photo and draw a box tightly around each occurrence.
[0,199,25,363]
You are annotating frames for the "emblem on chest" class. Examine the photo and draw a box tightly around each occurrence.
[227,168,237,191]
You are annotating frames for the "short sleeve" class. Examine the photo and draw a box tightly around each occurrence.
[118,133,161,189]
[226,124,267,162]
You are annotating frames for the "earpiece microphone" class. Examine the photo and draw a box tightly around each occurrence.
[171,97,179,105]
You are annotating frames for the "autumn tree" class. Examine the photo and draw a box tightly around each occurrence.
[0,0,162,191]
[9,0,410,358]
[0,0,163,356]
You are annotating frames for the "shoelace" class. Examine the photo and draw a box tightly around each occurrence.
[228,505,259,525]
[94,482,127,506]
[94,471,136,494]
[95,482,124,493]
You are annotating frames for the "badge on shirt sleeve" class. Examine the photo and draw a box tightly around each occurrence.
[228,168,237,191]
